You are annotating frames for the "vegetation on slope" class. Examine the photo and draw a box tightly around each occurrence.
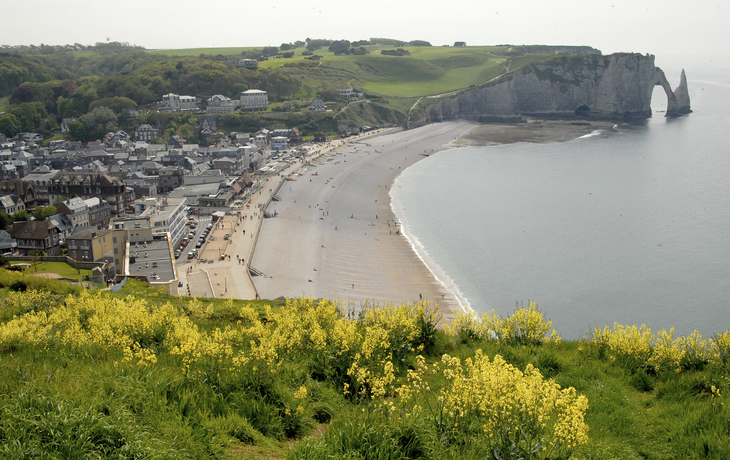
[0,270,729,459]
[0,41,588,140]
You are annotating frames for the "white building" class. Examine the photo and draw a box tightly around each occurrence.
[161,93,198,112]
[240,89,268,110]
[134,196,188,247]
[206,95,235,114]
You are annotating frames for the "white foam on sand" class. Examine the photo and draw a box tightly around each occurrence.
[391,170,473,316]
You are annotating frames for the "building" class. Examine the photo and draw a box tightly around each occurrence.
[84,197,112,229]
[337,88,355,98]
[159,166,185,193]
[235,59,258,68]
[271,136,288,150]
[134,124,160,142]
[13,220,62,255]
[67,228,112,263]
[57,197,90,228]
[309,99,326,112]
[213,157,238,175]
[134,196,188,248]
[206,95,234,114]
[240,89,268,110]
[49,172,132,217]
[0,195,25,214]
[161,93,198,112]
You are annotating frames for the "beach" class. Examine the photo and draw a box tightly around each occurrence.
[249,118,620,321]
[178,118,621,323]
[250,121,478,322]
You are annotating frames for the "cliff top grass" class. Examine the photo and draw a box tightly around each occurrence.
[0,272,728,459]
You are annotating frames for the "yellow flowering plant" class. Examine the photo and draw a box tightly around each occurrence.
[396,350,589,459]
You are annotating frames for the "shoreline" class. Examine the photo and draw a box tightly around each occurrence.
[248,118,619,323]
[251,121,477,323]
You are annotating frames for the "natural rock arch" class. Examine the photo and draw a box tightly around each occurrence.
[655,68,691,117]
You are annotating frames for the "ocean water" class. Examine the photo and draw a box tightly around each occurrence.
[391,60,730,339]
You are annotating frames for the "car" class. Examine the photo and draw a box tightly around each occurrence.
[180,240,187,247]
[190,223,196,229]
[195,241,202,248]
[174,250,181,259]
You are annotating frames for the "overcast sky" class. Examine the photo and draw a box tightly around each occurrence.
[4,0,725,60]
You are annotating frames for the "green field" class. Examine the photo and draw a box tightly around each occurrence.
[9,261,93,280]
[148,46,261,57]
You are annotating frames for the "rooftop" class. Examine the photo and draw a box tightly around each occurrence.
[128,238,176,283]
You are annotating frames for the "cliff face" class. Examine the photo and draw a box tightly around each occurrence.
[415,53,690,125]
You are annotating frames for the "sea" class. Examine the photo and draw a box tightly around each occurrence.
[391,57,730,340]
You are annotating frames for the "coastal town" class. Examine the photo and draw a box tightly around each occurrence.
[0,86,377,299]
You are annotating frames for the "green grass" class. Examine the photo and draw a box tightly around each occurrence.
[10,261,92,280]
[3,274,727,459]
[147,47,262,57]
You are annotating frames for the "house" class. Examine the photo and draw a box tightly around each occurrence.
[84,197,112,229]
[12,220,62,255]
[0,195,25,214]
[206,95,234,114]
[240,89,268,110]
[161,93,198,112]
[271,136,288,150]
[18,132,43,143]
[60,118,76,134]
[57,197,90,228]
[135,124,160,142]
[234,59,258,68]
[337,88,355,98]
[66,228,112,263]
[49,172,132,217]
[309,99,326,112]
[46,213,74,241]
[213,156,238,175]
[159,166,185,193]
[168,135,185,149]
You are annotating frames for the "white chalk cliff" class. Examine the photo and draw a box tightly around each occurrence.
[415,53,691,124]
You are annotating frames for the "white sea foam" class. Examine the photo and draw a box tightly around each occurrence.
[390,177,472,315]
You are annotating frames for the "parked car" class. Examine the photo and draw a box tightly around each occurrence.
[196,241,202,248]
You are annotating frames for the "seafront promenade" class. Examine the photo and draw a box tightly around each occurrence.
[175,121,477,325]
[175,129,394,301]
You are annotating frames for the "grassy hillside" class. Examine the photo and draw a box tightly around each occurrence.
[0,270,729,459]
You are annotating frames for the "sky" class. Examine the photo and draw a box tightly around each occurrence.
[3,0,726,60]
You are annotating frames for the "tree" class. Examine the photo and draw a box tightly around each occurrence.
[59,79,78,98]
[32,206,57,221]
[454,41,466,47]
[68,120,87,142]
[0,114,22,137]
[11,102,47,132]
[80,106,118,141]
[11,210,30,222]
[9,85,35,104]
[0,212,11,232]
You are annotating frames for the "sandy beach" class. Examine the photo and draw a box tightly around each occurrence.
[243,118,618,323]
[250,121,478,322]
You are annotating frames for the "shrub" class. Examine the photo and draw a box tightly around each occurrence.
[8,280,27,292]
[396,351,589,458]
